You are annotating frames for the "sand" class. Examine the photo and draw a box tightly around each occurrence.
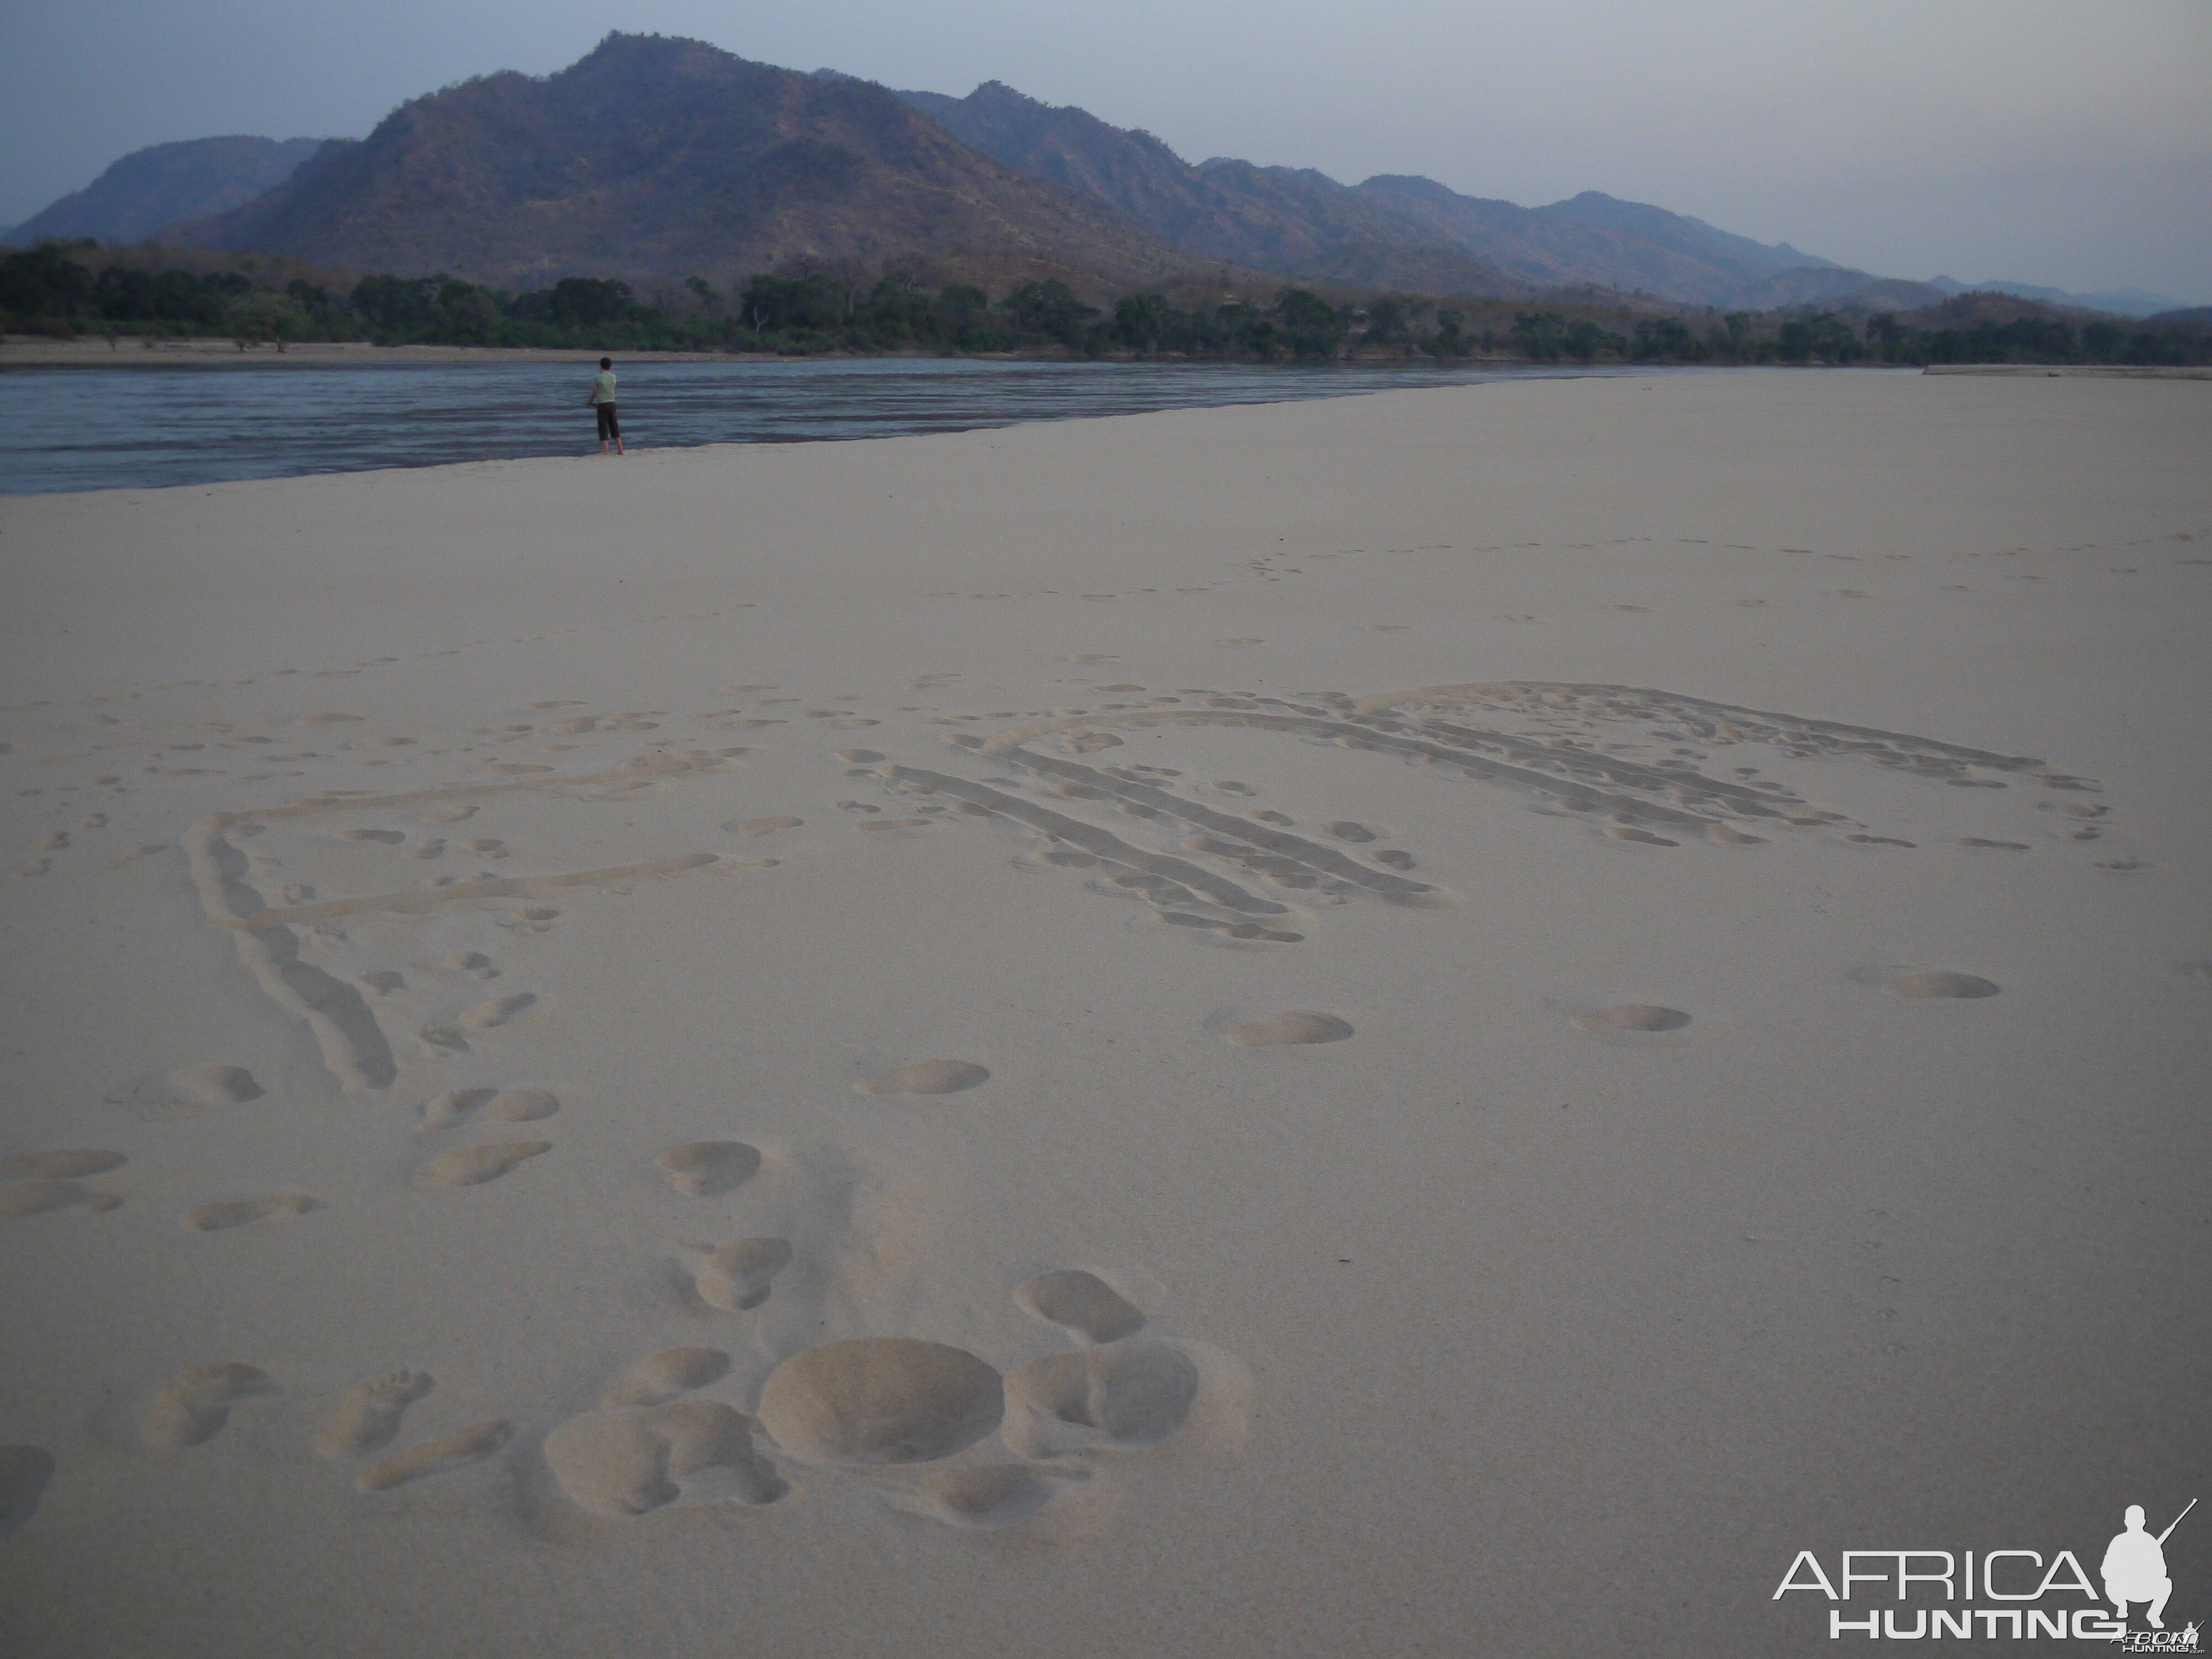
[0,369,2206,1655]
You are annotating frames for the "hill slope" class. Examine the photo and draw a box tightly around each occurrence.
[173,35,1198,294]
[898,81,1525,298]
[898,80,1882,307]
[7,137,334,246]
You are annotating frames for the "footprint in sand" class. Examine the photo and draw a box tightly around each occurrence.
[1,1179,124,1218]
[1002,1342,1201,1458]
[0,1446,54,1536]
[727,815,803,836]
[426,1141,549,1187]
[315,1371,434,1459]
[1014,1270,1146,1344]
[416,1088,559,1129]
[1,1149,124,1180]
[1878,969,2001,1000]
[419,1088,494,1130]
[546,1400,785,1515]
[144,1363,276,1449]
[183,1193,319,1232]
[695,1238,793,1311]
[656,1140,761,1197]
[1326,821,1376,843]
[757,1339,1004,1468]
[604,1348,730,1408]
[339,828,405,844]
[856,1060,989,1095]
[356,1421,511,1493]
[438,951,498,978]
[459,993,535,1030]
[293,714,362,727]
[1576,1004,1691,1032]
[902,1462,1088,1530]
[129,1066,263,1109]
[1225,1012,1353,1046]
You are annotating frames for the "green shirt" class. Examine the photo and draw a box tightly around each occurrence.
[591,369,617,403]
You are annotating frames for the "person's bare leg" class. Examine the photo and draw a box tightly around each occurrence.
[2150,1578,2172,1627]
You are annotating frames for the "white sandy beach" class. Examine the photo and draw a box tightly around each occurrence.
[1,369,2207,1657]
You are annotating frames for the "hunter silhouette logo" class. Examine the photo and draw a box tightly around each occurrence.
[2105,1501,2190,1630]
[1773,1496,2198,1642]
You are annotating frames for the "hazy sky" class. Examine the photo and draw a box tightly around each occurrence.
[4,0,2208,300]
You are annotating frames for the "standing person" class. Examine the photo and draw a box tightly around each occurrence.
[586,356,623,455]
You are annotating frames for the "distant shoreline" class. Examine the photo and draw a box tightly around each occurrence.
[1922,363,2211,380]
[14,337,2203,377]
[0,336,1846,372]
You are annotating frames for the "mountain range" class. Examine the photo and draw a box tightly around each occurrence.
[6,34,2184,317]
[9,136,335,246]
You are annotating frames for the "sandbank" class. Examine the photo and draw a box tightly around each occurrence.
[1,369,2206,1656]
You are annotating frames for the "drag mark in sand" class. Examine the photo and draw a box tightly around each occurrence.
[829,680,2105,952]
[180,755,739,1093]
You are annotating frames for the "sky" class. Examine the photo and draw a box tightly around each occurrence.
[3,0,2208,302]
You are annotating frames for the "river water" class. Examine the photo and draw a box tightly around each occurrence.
[0,356,1666,495]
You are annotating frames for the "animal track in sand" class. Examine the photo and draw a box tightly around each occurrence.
[315,1371,434,1459]
[144,1363,276,1449]
[164,1065,263,1106]
[1003,1342,1201,1457]
[183,1193,319,1232]
[857,1060,989,1095]
[1226,1011,1353,1046]
[1879,969,2001,1000]
[546,1401,785,1515]
[604,1348,729,1407]
[1015,1270,1146,1344]
[1326,821,1376,842]
[483,1088,559,1121]
[356,1420,510,1492]
[426,1141,549,1187]
[1955,837,2030,851]
[1,1179,124,1218]
[696,1238,793,1311]
[419,1088,494,1130]
[1577,1004,1691,1032]
[656,1140,761,1197]
[459,992,535,1029]
[0,1446,54,1536]
[907,1463,1085,1530]
[439,951,498,978]
[0,1149,124,1180]
[757,1338,1003,1467]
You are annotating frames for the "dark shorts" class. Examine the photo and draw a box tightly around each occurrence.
[596,403,620,440]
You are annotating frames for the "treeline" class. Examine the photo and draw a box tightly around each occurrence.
[3,240,2205,367]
